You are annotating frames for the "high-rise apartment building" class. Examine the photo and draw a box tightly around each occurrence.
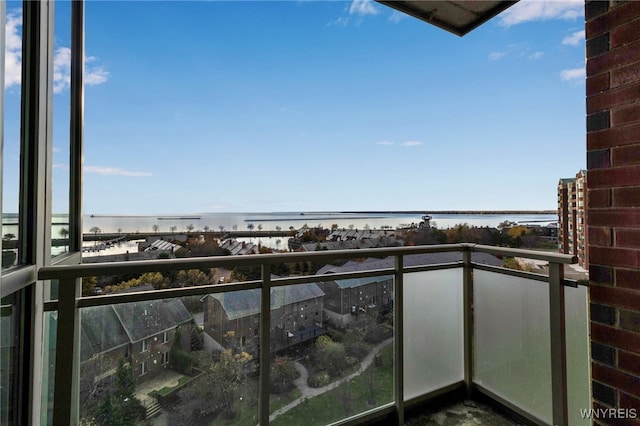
[558,170,588,269]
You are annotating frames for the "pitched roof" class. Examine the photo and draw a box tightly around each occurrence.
[210,283,325,320]
[80,305,130,362]
[317,252,502,275]
[331,275,393,289]
[112,297,193,342]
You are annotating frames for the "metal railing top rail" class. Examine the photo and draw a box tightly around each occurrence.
[37,243,576,280]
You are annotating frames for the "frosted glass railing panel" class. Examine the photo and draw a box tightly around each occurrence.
[474,270,551,424]
[566,284,591,426]
[403,269,463,400]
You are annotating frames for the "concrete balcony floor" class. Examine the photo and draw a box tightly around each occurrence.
[405,400,519,426]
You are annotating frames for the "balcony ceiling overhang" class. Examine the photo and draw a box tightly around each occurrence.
[376,1,519,36]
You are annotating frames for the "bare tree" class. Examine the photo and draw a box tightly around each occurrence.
[152,224,160,233]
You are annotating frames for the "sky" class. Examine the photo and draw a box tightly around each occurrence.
[3,0,587,214]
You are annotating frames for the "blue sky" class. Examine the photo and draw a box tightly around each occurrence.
[3,0,586,214]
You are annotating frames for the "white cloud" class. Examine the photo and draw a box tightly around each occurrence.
[53,48,110,93]
[4,10,22,88]
[562,30,585,46]
[327,16,350,27]
[349,0,379,16]
[402,141,423,147]
[53,47,72,93]
[489,51,508,61]
[499,0,583,27]
[4,12,108,92]
[529,51,544,60]
[560,66,585,81]
[377,141,395,145]
[388,11,404,24]
[85,166,152,177]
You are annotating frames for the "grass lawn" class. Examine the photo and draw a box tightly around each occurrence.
[208,379,302,426]
[270,345,394,426]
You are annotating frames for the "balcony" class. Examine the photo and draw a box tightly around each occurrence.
[36,243,589,425]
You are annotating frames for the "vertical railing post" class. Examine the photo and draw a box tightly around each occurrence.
[394,255,404,424]
[549,262,568,426]
[462,249,473,396]
[52,277,81,425]
[259,265,271,425]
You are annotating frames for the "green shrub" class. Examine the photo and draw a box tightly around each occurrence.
[308,371,331,388]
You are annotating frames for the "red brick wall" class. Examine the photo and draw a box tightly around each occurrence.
[586,1,640,424]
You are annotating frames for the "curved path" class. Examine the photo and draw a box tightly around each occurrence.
[268,337,393,422]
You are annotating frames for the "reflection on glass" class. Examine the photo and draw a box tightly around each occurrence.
[3,5,22,270]
[269,279,394,426]
[42,311,57,426]
[474,270,552,424]
[403,269,463,400]
[51,1,71,258]
[1,293,20,424]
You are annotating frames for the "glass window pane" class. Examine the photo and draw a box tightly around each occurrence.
[403,268,464,400]
[474,270,552,424]
[2,3,22,270]
[42,310,57,426]
[1,292,22,424]
[51,1,72,258]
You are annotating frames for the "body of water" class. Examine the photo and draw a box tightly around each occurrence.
[2,211,558,237]
[80,212,557,234]
[3,212,558,256]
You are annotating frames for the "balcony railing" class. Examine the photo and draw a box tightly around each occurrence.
[38,243,589,426]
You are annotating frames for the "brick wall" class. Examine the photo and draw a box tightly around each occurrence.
[586,1,640,424]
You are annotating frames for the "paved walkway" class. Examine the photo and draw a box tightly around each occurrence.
[134,370,185,407]
[269,337,393,422]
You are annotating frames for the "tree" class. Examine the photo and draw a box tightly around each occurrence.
[152,224,159,233]
[186,224,194,233]
[170,225,177,235]
[94,362,144,426]
[257,224,263,232]
[271,356,299,393]
[89,227,101,247]
[3,233,16,241]
[204,225,210,232]
[117,227,122,234]
[275,225,282,232]
[313,335,351,377]
[174,350,252,421]
[219,225,225,233]
[59,228,69,239]
[247,224,255,242]
[176,269,211,287]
